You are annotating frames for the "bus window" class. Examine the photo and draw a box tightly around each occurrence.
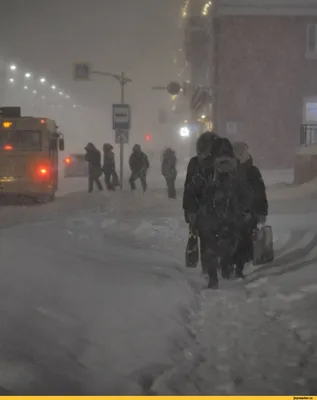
[0,130,42,151]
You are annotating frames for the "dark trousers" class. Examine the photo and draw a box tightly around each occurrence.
[103,168,120,191]
[200,231,238,285]
[165,178,176,199]
[233,221,256,275]
[129,171,147,192]
[104,170,115,191]
[88,174,103,192]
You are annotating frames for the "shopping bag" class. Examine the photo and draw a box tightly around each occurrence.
[185,226,199,268]
[252,225,274,266]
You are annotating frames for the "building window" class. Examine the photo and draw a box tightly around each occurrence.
[306,24,317,58]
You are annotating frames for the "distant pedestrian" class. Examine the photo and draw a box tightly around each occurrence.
[102,143,119,190]
[161,147,177,199]
[129,144,150,192]
[84,142,103,193]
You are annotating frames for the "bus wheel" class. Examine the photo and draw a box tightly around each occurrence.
[34,196,46,204]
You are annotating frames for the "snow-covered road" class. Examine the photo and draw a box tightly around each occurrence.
[0,173,317,394]
[0,190,192,394]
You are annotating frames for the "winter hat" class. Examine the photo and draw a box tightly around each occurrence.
[217,137,234,158]
[196,131,218,158]
[103,143,113,151]
[232,141,251,164]
[85,142,95,151]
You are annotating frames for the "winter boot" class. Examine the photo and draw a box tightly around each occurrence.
[207,267,219,289]
[235,262,245,279]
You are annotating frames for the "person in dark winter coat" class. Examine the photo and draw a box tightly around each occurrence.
[129,144,150,192]
[183,132,219,222]
[102,143,119,191]
[184,135,252,289]
[183,131,219,273]
[232,142,268,277]
[161,147,177,199]
[84,142,103,193]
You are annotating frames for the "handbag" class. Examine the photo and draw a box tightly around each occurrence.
[185,226,199,268]
[252,225,274,266]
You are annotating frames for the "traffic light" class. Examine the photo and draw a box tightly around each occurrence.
[145,134,151,141]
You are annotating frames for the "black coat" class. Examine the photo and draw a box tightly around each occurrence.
[85,148,102,178]
[129,151,149,173]
[161,149,177,179]
[182,156,200,214]
[85,149,101,168]
[103,150,115,172]
[238,158,268,217]
[182,153,217,214]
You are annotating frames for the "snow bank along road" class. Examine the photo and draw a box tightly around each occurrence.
[0,180,317,394]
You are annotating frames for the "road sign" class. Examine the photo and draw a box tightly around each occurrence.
[73,62,91,80]
[115,129,129,144]
[112,104,130,130]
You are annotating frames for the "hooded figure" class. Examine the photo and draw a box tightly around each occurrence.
[129,144,150,192]
[182,131,219,222]
[184,135,252,289]
[183,132,219,275]
[102,143,119,191]
[232,141,268,277]
[161,147,177,199]
[84,142,103,193]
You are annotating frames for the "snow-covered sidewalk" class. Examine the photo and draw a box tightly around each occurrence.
[150,225,317,395]
[1,183,317,394]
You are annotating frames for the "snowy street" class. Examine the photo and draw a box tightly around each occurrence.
[0,174,317,394]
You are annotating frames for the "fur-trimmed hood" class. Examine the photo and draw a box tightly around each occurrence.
[233,141,251,164]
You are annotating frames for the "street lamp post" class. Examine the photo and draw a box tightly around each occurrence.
[91,70,132,190]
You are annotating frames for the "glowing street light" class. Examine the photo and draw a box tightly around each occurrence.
[58,91,63,96]
[25,72,32,79]
[24,86,28,90]
[32,90,37,94]
[9,64,17,71]
[39,77,46,84]
[179,126,190,137]
[51,85,56,90]
[9,78,14,83]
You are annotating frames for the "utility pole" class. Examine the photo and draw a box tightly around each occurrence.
[119,72,126,190]
[91,70,132,189]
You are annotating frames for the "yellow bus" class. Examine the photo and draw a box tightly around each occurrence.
[0,107,65,202]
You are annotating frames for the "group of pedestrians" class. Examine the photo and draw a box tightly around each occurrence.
[84,142,150,193]
[84,142,119,193]
[183,132,268,289]
[84,131,267,290]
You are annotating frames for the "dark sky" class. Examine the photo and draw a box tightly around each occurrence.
[0,0,183,149]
